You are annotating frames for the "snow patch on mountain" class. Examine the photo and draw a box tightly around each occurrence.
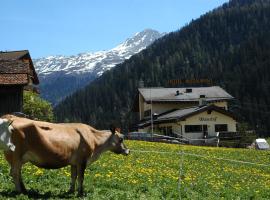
[33,29,165,105]
[34,29,165,77]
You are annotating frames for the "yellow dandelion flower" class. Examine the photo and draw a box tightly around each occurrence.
[34,168,44,176]
[94,173,102,177]
[64,171,71,177]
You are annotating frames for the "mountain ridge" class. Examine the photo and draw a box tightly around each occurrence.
[35,29,164,76]
[34,29,165,104]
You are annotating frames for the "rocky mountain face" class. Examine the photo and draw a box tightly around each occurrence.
[34,29,164,105]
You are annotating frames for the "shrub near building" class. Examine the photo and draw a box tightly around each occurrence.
[23,91,54,122]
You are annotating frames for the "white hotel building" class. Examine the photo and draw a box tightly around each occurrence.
[134,86,237,142]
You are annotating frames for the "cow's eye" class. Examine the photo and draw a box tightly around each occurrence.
[119,138,123,143]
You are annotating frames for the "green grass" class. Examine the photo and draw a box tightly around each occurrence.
[0,141,270,199]
[267,138,270,145]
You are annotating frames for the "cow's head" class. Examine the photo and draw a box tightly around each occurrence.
[0,118,13,133]
[0,118,15,151]
[109,126,129,156]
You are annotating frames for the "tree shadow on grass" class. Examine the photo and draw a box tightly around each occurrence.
[0,189,79,199]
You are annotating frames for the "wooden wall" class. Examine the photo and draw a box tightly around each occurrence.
[0,85,23,116]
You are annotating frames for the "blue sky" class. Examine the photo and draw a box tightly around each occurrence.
[0,0,228,58]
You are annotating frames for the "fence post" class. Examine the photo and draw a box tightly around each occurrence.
[178,147,184,200]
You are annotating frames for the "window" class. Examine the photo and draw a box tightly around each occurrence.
[144,109,151,117]
[215,124,228,132]
[185,125,202,133]
[159,126,173,136]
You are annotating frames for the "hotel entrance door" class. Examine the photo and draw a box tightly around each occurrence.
[203,125,208,138]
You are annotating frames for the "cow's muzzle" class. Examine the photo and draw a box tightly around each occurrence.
[123,149,130,156]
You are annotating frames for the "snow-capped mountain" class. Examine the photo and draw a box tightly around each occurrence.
[34,29,165,105]
[35,29,164,77]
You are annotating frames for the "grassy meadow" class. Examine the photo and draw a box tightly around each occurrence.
[267,138,270,145]
[0,140,270,199]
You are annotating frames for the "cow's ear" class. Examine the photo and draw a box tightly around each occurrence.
[115,127,121,133]
[110,125,116,135]
[8,120,14,127]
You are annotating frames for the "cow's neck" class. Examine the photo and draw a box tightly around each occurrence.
[90,131,112,162]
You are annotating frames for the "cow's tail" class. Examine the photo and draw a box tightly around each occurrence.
[0,118,16,152]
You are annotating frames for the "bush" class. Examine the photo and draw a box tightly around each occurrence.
[218,129,257,148]
[23,91,54,122]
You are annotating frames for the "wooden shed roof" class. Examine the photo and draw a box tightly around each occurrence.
[0,50,29,60]
[0,60,29,74]
[0,50,39,85]
[0,61,29,85]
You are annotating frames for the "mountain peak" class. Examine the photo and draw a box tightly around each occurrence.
[34,29,164,105]
[135,28,163,35]
[34,29,164,76]
[127,29,165,45]
[111,29,164,57]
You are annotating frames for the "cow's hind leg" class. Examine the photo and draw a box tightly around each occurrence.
[68,165,77,193]
[77,162,86,196]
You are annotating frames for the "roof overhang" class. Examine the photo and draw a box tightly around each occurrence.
[145,98,233,104]
[138,104,237,128]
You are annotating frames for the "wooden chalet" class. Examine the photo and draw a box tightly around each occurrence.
[0,50,39,115]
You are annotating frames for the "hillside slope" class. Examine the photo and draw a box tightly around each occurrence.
[55,0,270,135]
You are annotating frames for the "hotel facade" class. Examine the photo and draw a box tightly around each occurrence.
[134,86,237,142]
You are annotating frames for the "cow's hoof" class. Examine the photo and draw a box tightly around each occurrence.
[67,189,75,194]
[77,191,85,197]
[15,190,27,195]
[21,187,27,194]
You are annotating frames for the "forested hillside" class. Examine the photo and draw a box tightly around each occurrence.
[55,0,270,136]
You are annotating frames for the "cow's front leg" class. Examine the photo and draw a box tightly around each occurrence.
[19,176,26,193]
[68,165,77,193]
[77,162,86,196]
[11,161,26,194]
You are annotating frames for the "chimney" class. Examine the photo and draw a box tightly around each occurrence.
[199,94,206,106]
[139,80,144,88]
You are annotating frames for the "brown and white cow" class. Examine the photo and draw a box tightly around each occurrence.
[0,114,129,195]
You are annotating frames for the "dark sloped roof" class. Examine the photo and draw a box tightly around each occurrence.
[138,104,236,127]
[0,60,29,73]
[158,104,235,121]
[139,86,233,102]
[0,50,29,60]
[158,106,203,120]
[0,50,39,85]
[0,60,30,84]
[0,74,28,85]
